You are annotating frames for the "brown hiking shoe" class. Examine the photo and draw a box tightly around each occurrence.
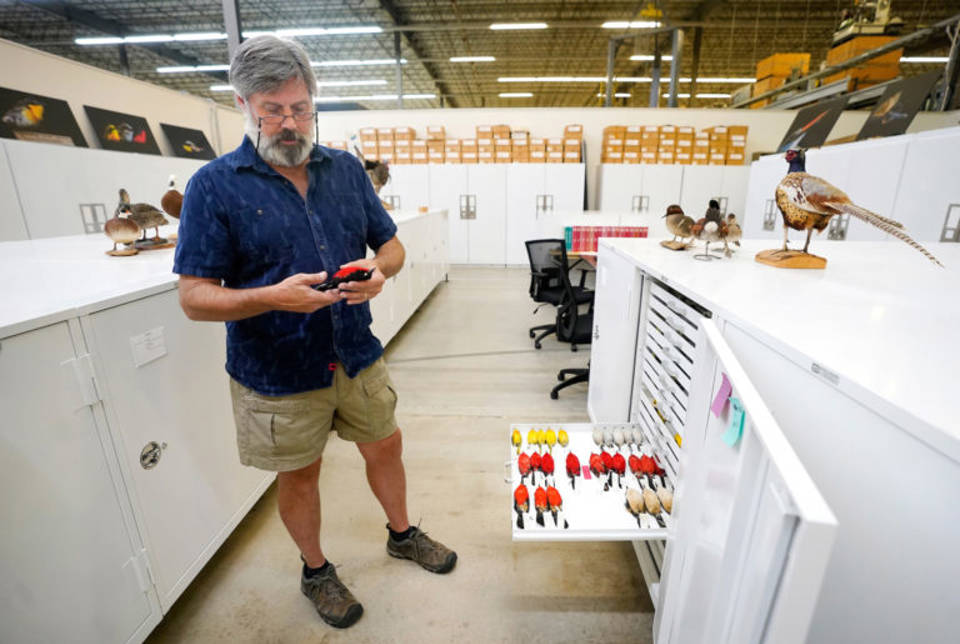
[300,562,363,629]
[386,526,458,574]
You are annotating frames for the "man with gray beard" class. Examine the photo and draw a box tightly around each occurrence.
[173,35,456,630]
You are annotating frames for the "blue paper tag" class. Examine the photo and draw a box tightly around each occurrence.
[722,397,745,447]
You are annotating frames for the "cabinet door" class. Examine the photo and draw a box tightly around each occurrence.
[587,244,644,423]
[833,138,909,241]
[428,164,469,263]
[642,165,684,223]
[891,126,960,241]
[654,319,836,644]
[679,165,724,219]
[382,164,430,212]
[546,163,586,214]
[720,166,751,221]
[467,164,508,265]
[598,164,644,211]
[83,290,271,611]
[0,322,159,642]
[505,164,545,265]
[742,156,785,239]
[0,142,27,241]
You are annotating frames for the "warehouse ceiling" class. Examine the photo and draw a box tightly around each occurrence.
[1,0,957,109]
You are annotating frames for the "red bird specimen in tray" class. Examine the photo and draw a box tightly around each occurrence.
[628,454,643,481]
[565,453,581,489]
[589,453,605,478]
[601,451,615,490]
[534,487,548,527]
[518,453,532,484]
[514,484,529,529]
[546,486,569,529]
[541,452,555,486]
[530,452,542,487]
[760,148,942,268]
[611,453,626,489]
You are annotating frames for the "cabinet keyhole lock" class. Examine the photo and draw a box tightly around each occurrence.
[140,441,167,470]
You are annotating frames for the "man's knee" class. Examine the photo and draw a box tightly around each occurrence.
[360,428,402,462]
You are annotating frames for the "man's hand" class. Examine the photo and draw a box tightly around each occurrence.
[336,258,386,305]
[268,272,345,313]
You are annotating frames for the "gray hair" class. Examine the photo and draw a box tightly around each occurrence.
[229,35,317,100]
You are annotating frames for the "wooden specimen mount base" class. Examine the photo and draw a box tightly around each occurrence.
[755,249,827,269]
[660,240,690,251]
[105,248,139,256]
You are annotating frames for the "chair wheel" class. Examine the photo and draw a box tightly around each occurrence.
[571,344,578,352]
[558,373,565,381]
[529,330,535,338]
[535,342,542,349]
[550,391,559,400]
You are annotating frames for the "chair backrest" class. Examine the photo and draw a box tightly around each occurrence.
[525,238,565,302]
[555,245,594,344]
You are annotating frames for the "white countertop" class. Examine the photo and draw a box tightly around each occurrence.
[602,237,960,457]
[0,209,444,339]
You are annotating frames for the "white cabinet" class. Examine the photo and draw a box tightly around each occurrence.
[587,245,643,423]
[891,126,960,241]
[428,164,470,263]
[380,164,430,212]
[0,144,27,241]
[505,164,547,266]
[640,165,684,223]
[720,165,750,219]
[678,166,723,220]
[0,321,161,643]
[831,137,908,241]
[81,290,271,611]
[467,164,508,265]
[545,163,586,214]
[597,164,645,212]
[742,156,784,240]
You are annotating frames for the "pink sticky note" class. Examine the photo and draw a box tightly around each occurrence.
[710,373,732,417]
[582,465,592,480]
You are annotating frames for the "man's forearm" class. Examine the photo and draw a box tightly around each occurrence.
[373,238,405,278]
[180,280,275,322]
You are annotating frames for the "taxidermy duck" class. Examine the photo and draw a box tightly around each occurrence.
[723,214,742,257]
[775,149,941,266]
[160,175,183,219]
[103,205,141,255]
[691,215,727,257]
[117,188,168,241]
[662,204,694,242]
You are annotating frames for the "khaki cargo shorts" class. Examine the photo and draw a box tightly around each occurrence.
[229,358,398,472]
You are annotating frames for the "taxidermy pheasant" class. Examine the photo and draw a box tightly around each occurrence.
[777,149,941,266]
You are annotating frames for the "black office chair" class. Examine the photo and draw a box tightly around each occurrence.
[525,239,592,349]
[550,254,594,399]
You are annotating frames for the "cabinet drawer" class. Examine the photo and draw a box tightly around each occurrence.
[508,423,675,543]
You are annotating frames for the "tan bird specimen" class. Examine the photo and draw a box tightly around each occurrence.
[662,204,694,242]
[118,188,168,241]
[103,206,141,254]
[160,175,183,219]
[775,149,941,266]
[723,213,742,257]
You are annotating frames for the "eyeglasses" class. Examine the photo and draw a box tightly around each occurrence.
[258,111,316,126]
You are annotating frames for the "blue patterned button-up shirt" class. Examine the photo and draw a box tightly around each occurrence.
[173,137,398,396]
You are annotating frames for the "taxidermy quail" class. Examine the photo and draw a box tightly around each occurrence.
[776,149,941,265]
[161,175,183,219]
[117,188,168,241]
[662,204,695,242]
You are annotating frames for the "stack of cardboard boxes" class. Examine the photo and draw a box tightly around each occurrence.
[564,125,583,163]
[751,53,811,108]
[319,140,348,151]
[601,125,748,165]
[823,36,902,91]
[393,126,414,164]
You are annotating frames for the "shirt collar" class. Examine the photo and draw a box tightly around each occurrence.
[228,135,331,174]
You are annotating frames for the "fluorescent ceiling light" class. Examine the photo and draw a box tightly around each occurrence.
[630,54,673,61]
[498,75,753,83]
[596,93,633,98]
[157,64,230,73]
[78,31,229,45]
[403,93,436,99]
[317,79,387,87]
[490,22,548,30]
[121,34,174,43]
[663,93,731,99]
[450,56,496,62]
[692,77,755,83]
[75,36,125,45]
[174,32,226,41]
[314,93,435,103]
[602,21,661,29]
[314,58,406,67]
[195,64,230,72]
[245,25,381,38]
[900,56,949,63]
[325,26,383,35]
[210,84,234,92]
[499,92,533,97]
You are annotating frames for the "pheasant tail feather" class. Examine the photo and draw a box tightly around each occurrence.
[829,202,943,267]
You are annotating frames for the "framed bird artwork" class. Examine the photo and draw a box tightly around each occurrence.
[0,86,87,147]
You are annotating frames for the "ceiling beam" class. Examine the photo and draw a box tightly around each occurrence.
[20,0,228,80]
[376,0,456,107]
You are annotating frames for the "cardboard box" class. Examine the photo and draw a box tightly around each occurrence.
[395,138,412,151]
[623,150,640,162]
[444,152,461,164]
[564,137,582,148]
[444,139,461,154]
[601,149,623,163]
[495,150,512,163]
[530,149,546,161]
[492,124,511,139]
[461,151,477,164]
[624,138,642,150]
[709,152,726,165]
[394,126,415,140]
[676,138,693,148]
[476,125,492,139]
[564,124,583,137]
[426,125,445,140]
[478,145,495,158]
[394,149,412,164]
[411,151,427,164]
[826,36,900,66]
[461,138,478,153]
[547,151,565,163]
[675,152,692,165]
[564,149,581,163]
[824,63,900,87]
[427,139,444,151]
[376,127,394,141]
[495,138,512,149]
[725,150,745,165]
[677,126,694,136]
[361,139,378,154]
[379,151,394,163]
[512,130,531,142]
[754,76,785,96]
[412,138,427,151]
[756,53,811,80]
[477,136,493,147]
[641,151,657,164]
[428,149,444,163]
[478,150,494,164]
[530,137,545,146]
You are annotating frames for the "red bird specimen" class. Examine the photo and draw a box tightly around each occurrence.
[518,453,531,484]
[565,453,581,489]
[541,452,555,486]
[534,486,548,527]
[601,451,615,490]
[775,149,941,265]
[530,452,542,486]
[514,484,529,529]
[589,453,606,478]
[628,454,643,481]
[639,454,657,476]
[611,453,626,489]
[546,486,568,529]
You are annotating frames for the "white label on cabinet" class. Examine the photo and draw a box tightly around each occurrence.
[130,327,167,367]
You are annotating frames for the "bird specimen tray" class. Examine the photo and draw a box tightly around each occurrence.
[508,423,673,542]
[755,249,827,269]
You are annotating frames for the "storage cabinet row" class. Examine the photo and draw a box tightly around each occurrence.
[742,125,960,242]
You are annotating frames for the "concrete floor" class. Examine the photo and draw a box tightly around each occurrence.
[147,266,654,643]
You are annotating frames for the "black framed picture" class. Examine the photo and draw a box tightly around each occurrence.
[84,105,161,155]
[856,71,942,141]
[0,86,87,147]
[777,95,849,152]
[161,123,216,160]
